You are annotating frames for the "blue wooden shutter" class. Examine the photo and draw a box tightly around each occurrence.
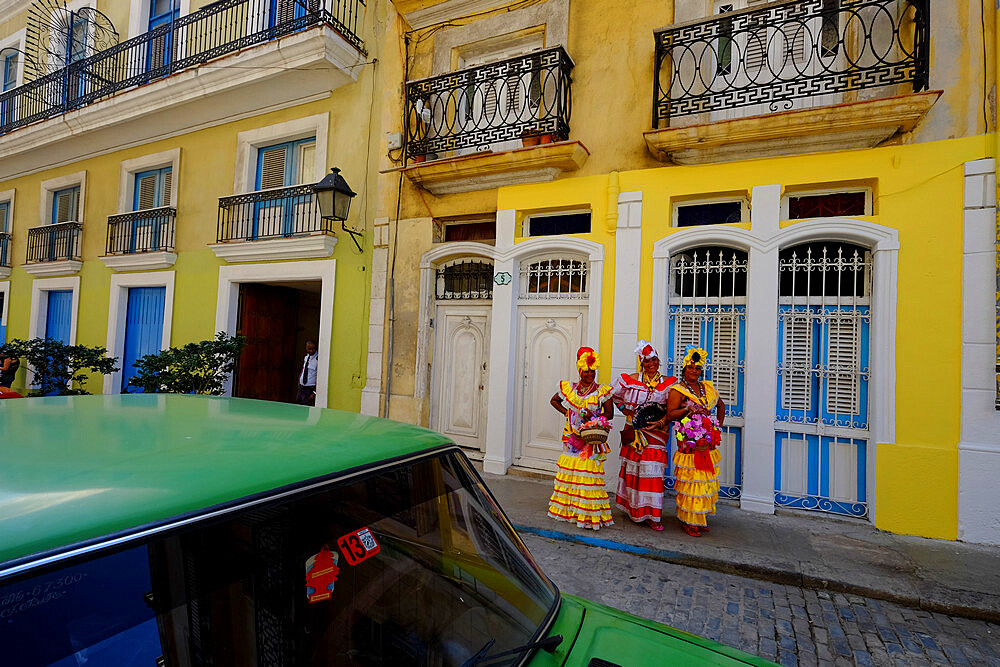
[52,186,80,224]
[45,291,73,344]
[122,287,166,392]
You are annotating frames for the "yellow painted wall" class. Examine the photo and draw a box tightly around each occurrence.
[497,134,990,540]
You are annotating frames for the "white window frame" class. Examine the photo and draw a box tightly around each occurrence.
[39,171,87,226]
[0,188,14,233]
[118,148,180,214]
[128,0,191,39]
[234,113,328,194]
[522,209,591,237]
[214,260,336,407]
[103,271,175,394]
[0,28,27,89]
[672,196,750,227]
[781,187,873,220]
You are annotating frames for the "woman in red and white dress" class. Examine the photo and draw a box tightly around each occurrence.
[612,341,675,530]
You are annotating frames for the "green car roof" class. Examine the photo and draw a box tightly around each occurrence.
[0,394,452,569]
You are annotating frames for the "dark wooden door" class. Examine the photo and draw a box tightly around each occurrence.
[234,284,299,402]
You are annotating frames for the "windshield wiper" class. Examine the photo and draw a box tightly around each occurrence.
[461,634,563,667]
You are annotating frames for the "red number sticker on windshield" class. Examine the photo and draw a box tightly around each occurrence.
[337,527,381,566]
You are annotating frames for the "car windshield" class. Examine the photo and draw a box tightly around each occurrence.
[1,450,559,666]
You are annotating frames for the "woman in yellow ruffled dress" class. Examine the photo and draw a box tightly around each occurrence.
[665,346,726,537]
[547,346,615,530]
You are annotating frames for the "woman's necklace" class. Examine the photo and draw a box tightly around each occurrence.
[683,377,705,405]
[642,372,660,388]
[576,381,596,396]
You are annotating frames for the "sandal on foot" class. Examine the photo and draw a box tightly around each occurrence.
[700,525,710,533]
[682,524,701,537]
[649,521,664,531]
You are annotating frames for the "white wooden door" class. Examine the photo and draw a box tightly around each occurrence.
[515,306,585,470]
[431,305,491,453]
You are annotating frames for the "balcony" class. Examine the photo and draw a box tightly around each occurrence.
[402,46,588,195]
[646,0,937,164]
[25,222,82,277]
[0,0,366,179]
[0,232,10,279]
[100,207,178,272]
[210,185,338,262]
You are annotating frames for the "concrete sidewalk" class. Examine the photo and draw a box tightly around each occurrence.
[482,471,1000,624]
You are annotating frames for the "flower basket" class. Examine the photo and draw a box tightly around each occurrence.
[579,415,611,446]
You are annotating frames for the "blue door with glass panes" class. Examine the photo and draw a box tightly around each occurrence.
[132,167,171,252]
[1,50,16,127]
[121,287,165,392]
[253,138,314,239]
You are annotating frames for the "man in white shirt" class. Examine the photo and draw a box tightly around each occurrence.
[296,340,319,406]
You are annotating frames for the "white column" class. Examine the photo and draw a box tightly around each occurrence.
[611,191,644,380]
[484,209,518,474]
[360,218,390,416]
[958,158,1000,544]
[740,184,781,514]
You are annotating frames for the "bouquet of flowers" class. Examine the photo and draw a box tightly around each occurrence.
[675,412,721,473]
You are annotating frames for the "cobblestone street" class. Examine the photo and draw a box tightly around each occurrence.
[523,534,1000,667]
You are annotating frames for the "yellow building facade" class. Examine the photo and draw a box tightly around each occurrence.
[364,0,1000,543]
[0,0,389,410]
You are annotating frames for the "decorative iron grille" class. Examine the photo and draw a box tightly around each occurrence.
[0,0,366,136]
[405,46,573,162]
[774,241,872,518]
[519,257,587,299]
[665,247,748,499]
[106,207,176,255]
[435,260,494,299]
[26,221,82,263]
[217,184,332,243]
[0,232,9,268]
[652,0,929,126]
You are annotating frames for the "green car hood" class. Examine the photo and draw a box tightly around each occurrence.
[530,595,777,666]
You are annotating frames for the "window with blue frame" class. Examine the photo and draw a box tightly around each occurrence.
[51,186,81,224]
[147,0,180,74]
[1,50,17,126]
[251,137,315,239]
[0,200,9,232]
[129,167,172,252]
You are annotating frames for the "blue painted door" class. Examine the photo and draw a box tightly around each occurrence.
[45,290,73,343]
[253,138,314,238]
[122,287,165,392]
[1,51,16,127]
[147,0,179,76]
[132,167,172,251]
[0,290,6,345]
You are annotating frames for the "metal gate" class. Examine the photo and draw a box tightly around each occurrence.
[775,242,871,517]
[665,247,747,498]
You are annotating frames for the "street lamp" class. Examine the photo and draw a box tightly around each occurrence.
[312,168,361,250]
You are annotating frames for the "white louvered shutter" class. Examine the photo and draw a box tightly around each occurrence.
[136,174,158,211]
[260,147,287,190]
[673,315,702,365]
[296,142,315,185]
[825,316,861,415]
[711,316,739,404]
[162,169,172,205]
[781,313,812,411]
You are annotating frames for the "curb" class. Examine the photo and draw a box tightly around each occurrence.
[515,524,1000,625]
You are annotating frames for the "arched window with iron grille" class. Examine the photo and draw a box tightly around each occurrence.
[518,257,588,299]
[435,259,494,300]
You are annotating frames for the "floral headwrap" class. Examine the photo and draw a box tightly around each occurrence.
[682,346,709,369]
[576,346,600,372]
[634,340,659,361]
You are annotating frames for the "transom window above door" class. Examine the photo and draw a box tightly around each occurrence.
[519,257,588,298]
[256,138,316,191]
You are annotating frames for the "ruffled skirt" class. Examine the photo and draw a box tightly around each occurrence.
[548,453,614,530]
[615,430,668,524]
[673,448,722,527]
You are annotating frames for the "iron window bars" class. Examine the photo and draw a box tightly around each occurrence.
[0,0,366,136]
[519,257,588,299]
[26,222,82,263]
[106,207,176,255]
[405,46,573,163]
[217,184,332,243]
[652,0,929,127]
[0,232,9,268]
[435,260,494,300]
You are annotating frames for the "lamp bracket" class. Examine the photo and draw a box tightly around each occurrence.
[342,221,364,252]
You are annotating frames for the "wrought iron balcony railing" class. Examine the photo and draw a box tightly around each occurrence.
[218,184,334,243]
[26,222,82,263]
[653,0,929,127]
[106,208,177,255]
[0,0,365,136]
[404,46,573,163]
[0,232,10,268]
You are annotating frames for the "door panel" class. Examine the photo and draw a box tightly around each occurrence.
[122,287,166,392]
[234,284,300,403]
[516,307,585,470]
[431,306,490,452]
[45,291,73,343]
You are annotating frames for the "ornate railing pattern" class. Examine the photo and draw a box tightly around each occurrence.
[652,0,929,126]
[106,208,177,255]
[405,46,573,162]
[217,184,333,242]
[26,222,82,263]
[0,232,9,268]
[0,0,365,135]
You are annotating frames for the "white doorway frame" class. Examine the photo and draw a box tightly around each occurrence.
[103,271,176,394]
[214,260,336,406]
